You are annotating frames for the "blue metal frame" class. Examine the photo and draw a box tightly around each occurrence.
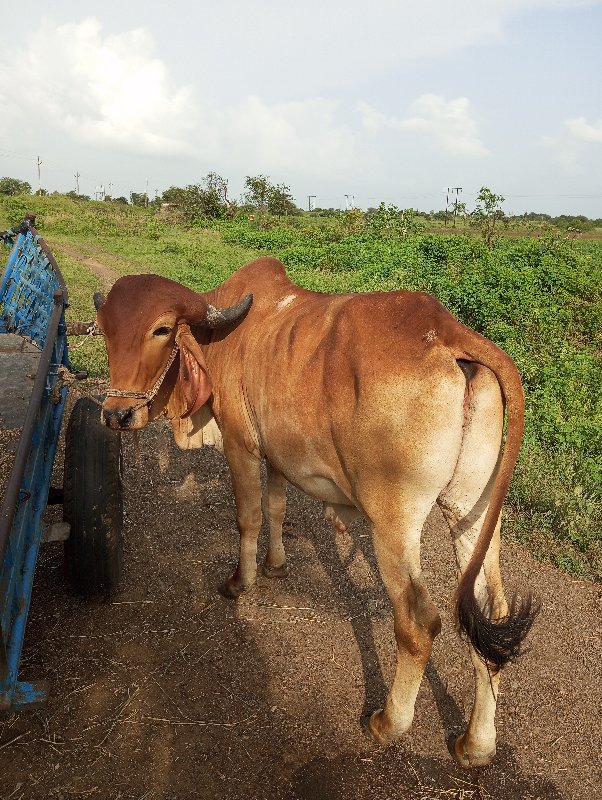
[0,227,71,710]
[0,229,61,345]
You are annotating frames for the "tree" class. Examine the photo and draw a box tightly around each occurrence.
[161,186,187,205]
[196,171,233,219]
[243,175,273,214]
[0,177,32,195]
[313,207,339,218]
[203,171,229,203]
[130,192,149,207]
[160,173,234,223]
[267,183,299,216]
[470,187,506,248]
[63,190,90,201]
[451,199,467,227]
[243,175,299,216]
[365,203,423,237]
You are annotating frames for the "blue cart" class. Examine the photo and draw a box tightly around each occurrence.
[0,216,123,711]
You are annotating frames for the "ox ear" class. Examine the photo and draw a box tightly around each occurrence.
[175,322,212,418]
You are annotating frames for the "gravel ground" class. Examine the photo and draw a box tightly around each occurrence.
[0,386,600,800]
[0,428,21,506]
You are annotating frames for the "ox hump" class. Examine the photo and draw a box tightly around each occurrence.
[276,293,297,311]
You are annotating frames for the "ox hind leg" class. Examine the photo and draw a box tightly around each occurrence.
[362,369,466,745]
[437,363,508,768]
[366,492,444,744]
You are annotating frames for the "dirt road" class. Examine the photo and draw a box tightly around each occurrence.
[1,391,600,800]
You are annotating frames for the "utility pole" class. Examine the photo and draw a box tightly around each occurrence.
[308,195,316,212]
[37,156,43,195]
[74,172,80,196]
[451,187,462,226]
[445,187,463,226]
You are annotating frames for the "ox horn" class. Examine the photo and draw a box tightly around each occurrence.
[93,291,106,311]
[203,293,253,329]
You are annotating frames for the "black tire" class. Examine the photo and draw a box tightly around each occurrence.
[63,396,123,596]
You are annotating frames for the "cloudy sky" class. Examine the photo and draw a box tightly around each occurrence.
[1,0,600,216]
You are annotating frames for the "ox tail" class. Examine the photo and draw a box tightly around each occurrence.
[451,330,539,669]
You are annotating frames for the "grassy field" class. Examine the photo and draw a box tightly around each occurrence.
[2,194,601,582]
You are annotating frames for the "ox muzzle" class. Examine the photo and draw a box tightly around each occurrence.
[102,402,145,430]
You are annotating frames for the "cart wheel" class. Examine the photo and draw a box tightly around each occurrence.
[63,396,123,596]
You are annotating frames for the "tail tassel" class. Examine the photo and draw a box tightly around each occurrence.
[457,590,540,668]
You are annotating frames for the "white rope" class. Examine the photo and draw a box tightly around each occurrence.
[69,321,101,350]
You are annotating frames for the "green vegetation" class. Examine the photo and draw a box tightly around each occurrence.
[468,186,506,247]
[2,192,600,581]
[0,176,32,196]
[162,172,236,222]
[242,174,299,218]
[57,250,109,377]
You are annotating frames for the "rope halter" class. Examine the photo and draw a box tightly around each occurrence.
[104,340,180,413]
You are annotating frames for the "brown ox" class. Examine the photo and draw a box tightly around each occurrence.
[97,257,537,767]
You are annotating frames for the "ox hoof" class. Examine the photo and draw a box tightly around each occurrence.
[262,562,288,579]
[218,578,252,600]
[364,709,413,747]
[364,710,393,746]
[453,733,496,769]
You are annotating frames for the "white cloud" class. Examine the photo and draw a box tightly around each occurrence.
[358,95,489,158]
[153,0,602,98]
[543,115,602,174]
[564,116,602,143]
[0,16,366,179]
[215,96,365,178]
[0,18,197,156]
[357,103,390,134]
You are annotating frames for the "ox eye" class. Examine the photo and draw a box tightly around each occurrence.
[153,326,172,337]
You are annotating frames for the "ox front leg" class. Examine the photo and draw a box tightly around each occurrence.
[367,507,441,745]
[261,463,288,579]
[220,447,263,599]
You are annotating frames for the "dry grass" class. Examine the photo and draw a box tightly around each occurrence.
[408,766,491,800]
